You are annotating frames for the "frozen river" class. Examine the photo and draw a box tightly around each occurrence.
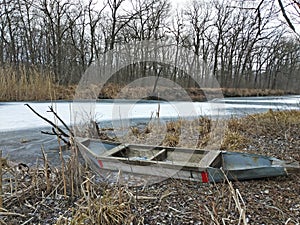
[0,95,299,164]
[1,95,299,132]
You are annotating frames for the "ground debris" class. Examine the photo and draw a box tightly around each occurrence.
[1,110,300,224]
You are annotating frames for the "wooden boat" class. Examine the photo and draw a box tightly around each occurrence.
[75,138,299,183]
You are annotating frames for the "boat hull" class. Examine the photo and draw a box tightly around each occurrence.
[75,138,294,183]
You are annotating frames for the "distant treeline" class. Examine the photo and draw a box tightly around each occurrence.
[0,0,299,92]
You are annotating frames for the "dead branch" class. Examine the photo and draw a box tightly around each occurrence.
[47,106,74,137]
[41,128,70,146]
[25,104,72,146]
[25,104,70,138]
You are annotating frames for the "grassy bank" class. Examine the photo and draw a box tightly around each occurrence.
[0,67,297,102]
[0,66,75,101]
[1,109,299,224]
[96,83,297,101]
[112,109,300,162]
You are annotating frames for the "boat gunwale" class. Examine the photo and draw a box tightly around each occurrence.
[75,138,299,182]
[75,138,222,170]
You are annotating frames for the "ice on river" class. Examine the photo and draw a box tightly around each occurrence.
[0,95,299,165]
[0,95,299,132]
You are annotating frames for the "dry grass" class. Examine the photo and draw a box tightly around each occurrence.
[221,88,294,97]
[224,109,300,148]
[99,83,123,99]
[0,146,80,224]
[0,66,53,101]
[1,109,300,224]
[245,109,300,135]
[61,184,135,224]
[221,131,249,150]
[225,109,300,162]
[163,120,182,147]
[96,83,295,101]
[112,109,300,155]
[0,67,295,102]
[0,147,138,224]
[0,66,75,101]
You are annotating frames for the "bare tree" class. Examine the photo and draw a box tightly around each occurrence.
[36,0,74,82]
[0,0,299,92]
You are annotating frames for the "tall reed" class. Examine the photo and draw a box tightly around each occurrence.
[0,66,55,101]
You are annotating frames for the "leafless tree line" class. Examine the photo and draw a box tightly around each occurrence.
[0,0,299,91]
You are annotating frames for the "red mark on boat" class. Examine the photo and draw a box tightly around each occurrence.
[98,160,103,168]
[201,171,209,183]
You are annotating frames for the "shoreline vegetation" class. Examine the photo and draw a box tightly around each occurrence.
[0,109,299,224]
[0,67,298,102]
[0,67,76,102]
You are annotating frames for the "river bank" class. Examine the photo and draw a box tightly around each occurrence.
[0,109,299,224]
[1,75,298,102]
[1,95,299,165]
[98,85,298,102]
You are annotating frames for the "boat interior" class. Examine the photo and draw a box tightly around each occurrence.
[98,142,223,168]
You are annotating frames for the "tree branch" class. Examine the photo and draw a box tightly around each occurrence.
[25,104,70,138]
[48,106,74,137]
[278,0,296,32]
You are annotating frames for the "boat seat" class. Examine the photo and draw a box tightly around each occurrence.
[102,144,128,157]
[198,150,221,167]
[149,149,167,161]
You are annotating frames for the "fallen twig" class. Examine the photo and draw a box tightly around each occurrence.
[0,211,26,217]
[21,217,34,225]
